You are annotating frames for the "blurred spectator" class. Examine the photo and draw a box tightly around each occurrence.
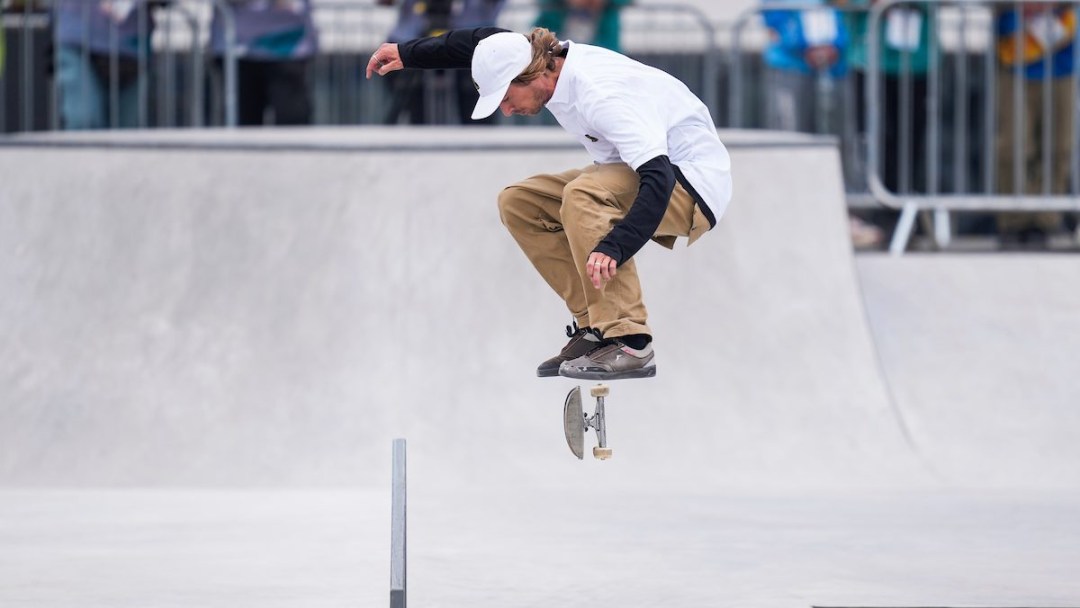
[838,0,932,249]
[53,0,158,129]
[379,0,506,124]
[993,3,1077,248]
[535,0,630,52]
[763,1,883,249]
[210,0,319,126]
[761,0,847,133]
[842,0,931,194]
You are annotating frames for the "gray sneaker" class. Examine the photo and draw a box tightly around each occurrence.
[536,324,603,377]
[558,339,656,380]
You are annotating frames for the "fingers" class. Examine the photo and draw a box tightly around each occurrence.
[366,43,402,79]
[586,252,617,290]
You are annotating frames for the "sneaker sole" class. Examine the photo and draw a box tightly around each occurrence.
[558,365,657,381]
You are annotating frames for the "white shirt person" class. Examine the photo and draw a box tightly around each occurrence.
[367,28,733,381]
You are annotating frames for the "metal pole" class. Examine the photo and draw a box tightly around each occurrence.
[1073,2,1080,195]
[952,4,968,195]
[729,9,754,128]
[1040,9,1053,195]
[109,16,119,128]
[390,439,407,608]
[867,3,884,196]
[926,3,950,247]
[899,39,913,196]
[1013,4,1025,195]
[208,0,238,128]
[984,8,997,195]
[21,0,33,131]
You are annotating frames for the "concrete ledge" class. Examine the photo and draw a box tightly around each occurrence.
[0,126,838,152]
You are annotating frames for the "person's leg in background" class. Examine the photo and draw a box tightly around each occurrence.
[847,68,890,249]
[237,59,268,126]
[996,70,1061,247]
[1051,74,1077,243]
[765,68,816,132]
[115,60,144,129]
[56,46,106,129]
[265,59,312,125]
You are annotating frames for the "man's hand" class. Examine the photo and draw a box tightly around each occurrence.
[586,251,617,290]
[366,43,403,79]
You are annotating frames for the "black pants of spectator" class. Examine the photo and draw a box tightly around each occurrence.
[237,58,312,126]
[853,69,929,194]
[383,69,495,126]
[852,69,929,240]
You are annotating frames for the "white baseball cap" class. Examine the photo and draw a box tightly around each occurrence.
[470,32,532,120]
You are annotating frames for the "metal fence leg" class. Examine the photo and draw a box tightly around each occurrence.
[890,200,919,256]
[933,207,951,249]
[390,439,406,608]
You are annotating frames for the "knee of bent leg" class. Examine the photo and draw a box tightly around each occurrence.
[497,185,530,228]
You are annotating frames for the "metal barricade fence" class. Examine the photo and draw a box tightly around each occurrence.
[309,1,719,126]
[4,2,717,130]
[308,1,388,126]
[731,2,894,198]
[0,0,238,132]
[730,0,1080,252]
[867,0,1080,252]
[2,2,52,132]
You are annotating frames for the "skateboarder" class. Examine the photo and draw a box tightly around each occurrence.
[367,27,732,380]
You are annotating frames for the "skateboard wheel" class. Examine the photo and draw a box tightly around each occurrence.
[593,447,613,460]
[590,384,610,398]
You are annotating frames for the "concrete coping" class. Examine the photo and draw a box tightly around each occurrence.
[0,126,839,153]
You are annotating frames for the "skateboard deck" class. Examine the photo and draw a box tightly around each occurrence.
[563,384,613,460]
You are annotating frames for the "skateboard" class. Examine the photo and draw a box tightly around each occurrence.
[563,384,613,460]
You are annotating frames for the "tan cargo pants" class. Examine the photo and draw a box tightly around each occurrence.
[497,162,711,339]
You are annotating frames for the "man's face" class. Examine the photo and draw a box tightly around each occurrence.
[499,79,548,117]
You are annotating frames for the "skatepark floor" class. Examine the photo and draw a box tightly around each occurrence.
[3,487,1079,608]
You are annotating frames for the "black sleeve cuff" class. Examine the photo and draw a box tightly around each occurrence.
[594,155,676,266]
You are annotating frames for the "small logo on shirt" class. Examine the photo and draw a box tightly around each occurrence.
[584,134,598,142]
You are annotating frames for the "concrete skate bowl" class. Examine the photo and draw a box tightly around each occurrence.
[856,254,1080,489]
[1,127,1077,493]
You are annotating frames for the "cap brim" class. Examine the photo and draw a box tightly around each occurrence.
[471,83,509,120]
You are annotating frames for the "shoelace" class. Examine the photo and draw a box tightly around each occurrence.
[565,322,603,341]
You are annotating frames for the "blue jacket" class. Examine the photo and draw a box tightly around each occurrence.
[762,1,847,76]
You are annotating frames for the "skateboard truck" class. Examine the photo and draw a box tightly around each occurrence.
[562,384,612,460]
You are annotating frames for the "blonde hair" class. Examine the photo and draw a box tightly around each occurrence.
[513,28,563,85]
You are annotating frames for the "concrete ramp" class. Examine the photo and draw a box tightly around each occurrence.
[4,127,1080,608]
[857,255,1080,489]
[3,127,915,489]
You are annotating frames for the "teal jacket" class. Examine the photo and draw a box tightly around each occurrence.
[844,0,931,75]
[535,0,630,52]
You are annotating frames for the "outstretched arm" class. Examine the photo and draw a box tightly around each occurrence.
[366,26,509,78]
